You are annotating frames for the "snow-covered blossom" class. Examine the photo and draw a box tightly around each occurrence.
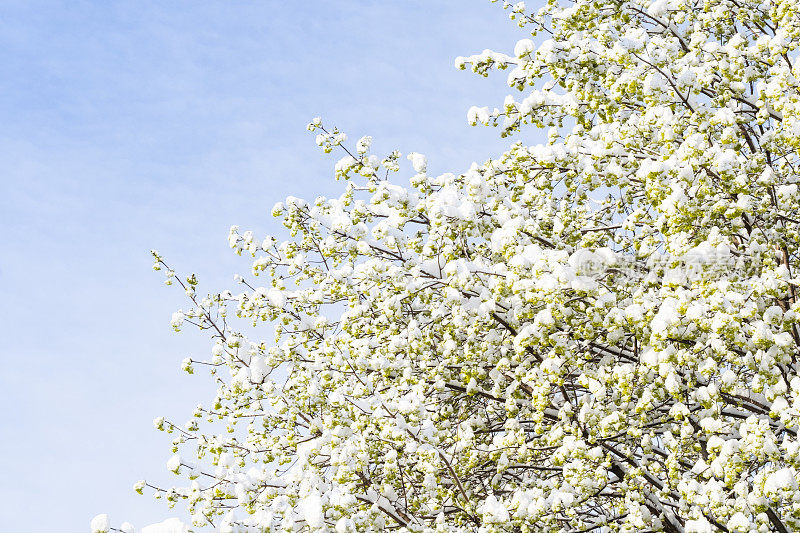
[407,152,427,174]
[166,454,181,474]
[90,514,109,533]
[103,1,800,532]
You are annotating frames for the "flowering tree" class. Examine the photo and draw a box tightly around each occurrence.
[98,0,800,531]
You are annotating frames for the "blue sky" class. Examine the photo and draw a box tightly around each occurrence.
[0,1,540,530]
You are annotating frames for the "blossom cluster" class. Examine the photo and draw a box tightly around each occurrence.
[100,0,800,531]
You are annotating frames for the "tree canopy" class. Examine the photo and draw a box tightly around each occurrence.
[98,0,800,531]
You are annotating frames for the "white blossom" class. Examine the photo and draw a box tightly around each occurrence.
[90,514,109,533]
[102,2,800,532]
